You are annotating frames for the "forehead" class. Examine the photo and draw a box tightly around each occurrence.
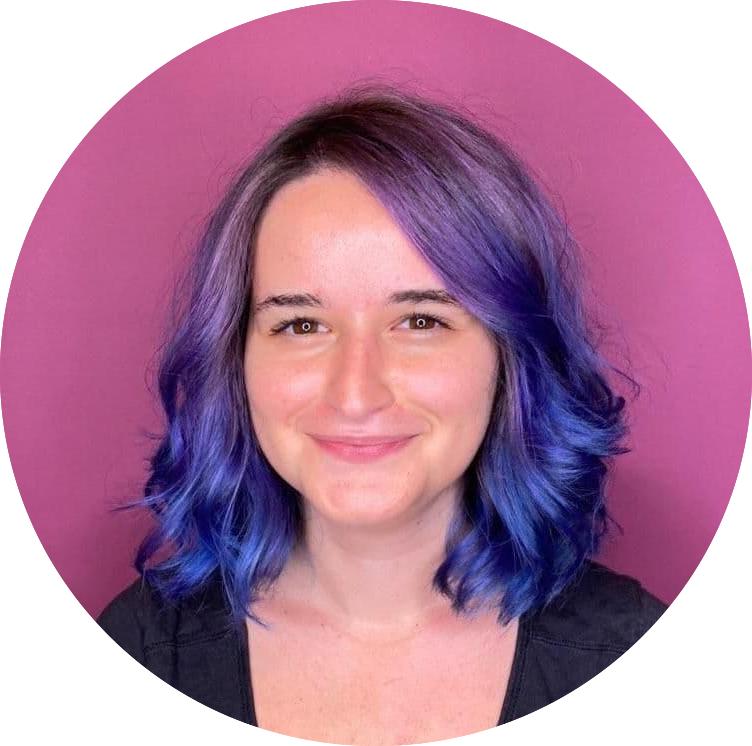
[252,169,446,304]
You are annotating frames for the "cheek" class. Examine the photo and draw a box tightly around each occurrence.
[244,357,322,487]
[245,354,319,427]
[407,352,497,429]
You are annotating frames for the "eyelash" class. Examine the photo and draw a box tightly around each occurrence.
[269,312,452,336]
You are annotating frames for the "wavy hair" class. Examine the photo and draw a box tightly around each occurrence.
[128,83,638,626]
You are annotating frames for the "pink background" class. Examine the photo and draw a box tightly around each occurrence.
[1,1,749,617]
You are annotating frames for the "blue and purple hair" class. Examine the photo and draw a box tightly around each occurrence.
[129,83,637,626]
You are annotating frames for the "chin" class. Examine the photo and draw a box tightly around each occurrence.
[302,479,418,528]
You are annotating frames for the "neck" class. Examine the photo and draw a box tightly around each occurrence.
[278,486,466,643]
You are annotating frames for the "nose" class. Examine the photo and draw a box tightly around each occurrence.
[323,331,395,419]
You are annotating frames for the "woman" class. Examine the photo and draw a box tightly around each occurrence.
[98,83,667,744]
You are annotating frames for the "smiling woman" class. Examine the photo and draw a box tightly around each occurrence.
[245,168,499,537]
[97,83,667,745]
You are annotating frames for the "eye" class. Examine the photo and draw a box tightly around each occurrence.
[401,313,451,332]
[271,316,326,337]
[271,313,451,337]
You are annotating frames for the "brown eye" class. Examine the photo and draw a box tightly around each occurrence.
[270,317,323,336]
[290,319,319,335]
[402,313,450,331]
[409,315,437,330]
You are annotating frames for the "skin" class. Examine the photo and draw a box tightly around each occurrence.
[243,167,500,642]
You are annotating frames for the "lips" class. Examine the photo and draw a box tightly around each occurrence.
[309,434,416,463]
[309,434,416,446]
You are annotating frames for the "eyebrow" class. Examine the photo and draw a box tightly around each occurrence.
[252,289,461,314]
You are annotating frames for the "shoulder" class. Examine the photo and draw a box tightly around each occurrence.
[97,574,253,723]
[529,560,668,649]
[96,573,232,659]
[501,560,668,723]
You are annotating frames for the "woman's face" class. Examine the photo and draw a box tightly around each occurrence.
[244,168,499,530]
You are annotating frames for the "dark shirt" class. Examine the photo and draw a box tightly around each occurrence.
[97,560,667,727]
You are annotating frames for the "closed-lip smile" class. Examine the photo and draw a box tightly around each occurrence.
[309,434,416,446]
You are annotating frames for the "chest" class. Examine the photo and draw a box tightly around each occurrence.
[246,612,519,746]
